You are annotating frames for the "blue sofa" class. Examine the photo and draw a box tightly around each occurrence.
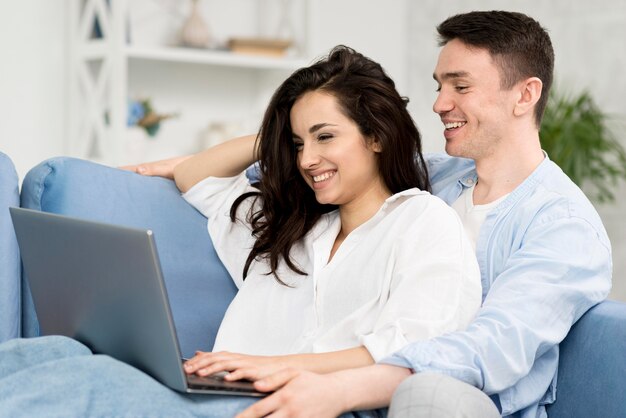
[0,152,21,342]
[2,155,626,417]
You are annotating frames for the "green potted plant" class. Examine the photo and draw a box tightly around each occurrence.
[540,89,626,203]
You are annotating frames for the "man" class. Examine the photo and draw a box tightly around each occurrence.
[229,10,612,418]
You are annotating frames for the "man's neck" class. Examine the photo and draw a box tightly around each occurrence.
[472,135,545,205]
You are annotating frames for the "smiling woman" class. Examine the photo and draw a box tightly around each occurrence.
[174,44,480,392]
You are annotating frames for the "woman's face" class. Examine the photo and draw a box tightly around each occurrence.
[290,90,389,208]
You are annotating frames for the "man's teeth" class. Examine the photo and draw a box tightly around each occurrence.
[444,122,467,129]
[313,171,335,182]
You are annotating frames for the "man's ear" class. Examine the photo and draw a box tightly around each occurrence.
[513,77,543,117]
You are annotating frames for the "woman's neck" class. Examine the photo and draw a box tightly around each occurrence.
[338,183,391,237]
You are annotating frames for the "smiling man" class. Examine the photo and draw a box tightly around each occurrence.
[235,10,612,418]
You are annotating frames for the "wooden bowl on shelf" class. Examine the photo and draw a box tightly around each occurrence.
[227,37,292,57]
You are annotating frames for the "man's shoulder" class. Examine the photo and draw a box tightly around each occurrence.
[424,153,475,198]
[511,160,608,239]
[425,153,475,178]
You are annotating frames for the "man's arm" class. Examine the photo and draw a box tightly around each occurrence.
[380,216,611,412]
[236,364,411,418]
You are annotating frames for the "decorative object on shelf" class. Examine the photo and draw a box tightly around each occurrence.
[540,88,626,203]
[180,0,211,48]
[274,0,295,41]
[227,37,292,57]
[127,99,177,137]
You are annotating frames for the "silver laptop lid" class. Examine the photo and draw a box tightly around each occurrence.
[10,207,188,392]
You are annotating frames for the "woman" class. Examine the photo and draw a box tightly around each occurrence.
[0,46,480,417]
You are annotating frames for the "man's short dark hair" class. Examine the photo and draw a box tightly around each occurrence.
[437,11,555,128]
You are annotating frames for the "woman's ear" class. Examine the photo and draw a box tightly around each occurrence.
[514,77,543,118]
[370,138,383,153]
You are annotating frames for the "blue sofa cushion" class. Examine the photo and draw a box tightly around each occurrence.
[546,300,626,418]
[20,157,237,358]
[0,152,21,343]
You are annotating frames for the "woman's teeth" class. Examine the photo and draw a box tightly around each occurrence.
[313,171,335,183]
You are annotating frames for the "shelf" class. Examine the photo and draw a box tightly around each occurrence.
[124,45,309,71]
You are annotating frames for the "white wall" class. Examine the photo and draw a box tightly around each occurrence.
[1,0,624,300]
[0,0,68,181]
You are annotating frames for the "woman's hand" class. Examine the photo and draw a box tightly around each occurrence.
[184,346,374,383]
[235,368,347,418]
[119,155,192,179]
[183,351,290,382]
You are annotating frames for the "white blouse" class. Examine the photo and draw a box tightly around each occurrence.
[183,173,481,361]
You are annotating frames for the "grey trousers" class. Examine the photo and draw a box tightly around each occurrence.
[388,373,501,418]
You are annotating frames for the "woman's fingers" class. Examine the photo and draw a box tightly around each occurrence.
[184,351,240,375]
[119,155,192,179]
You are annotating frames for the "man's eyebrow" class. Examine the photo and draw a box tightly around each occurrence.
[433,71,471,82]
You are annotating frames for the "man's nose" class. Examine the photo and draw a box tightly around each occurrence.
[433,90,453,115]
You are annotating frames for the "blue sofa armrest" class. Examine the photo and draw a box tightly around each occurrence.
[0,152,21,343]
[20,157,237,358]
[546,300,626,418]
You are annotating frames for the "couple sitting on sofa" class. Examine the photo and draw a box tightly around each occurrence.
[0,11,613,418]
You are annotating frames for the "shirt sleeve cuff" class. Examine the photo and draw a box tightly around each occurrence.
[377,340,435,372]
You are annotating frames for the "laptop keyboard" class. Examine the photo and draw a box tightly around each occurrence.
[186,372,261,393]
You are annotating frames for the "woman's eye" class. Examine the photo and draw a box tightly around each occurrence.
[293,142,304,151]
[318,134,333,141]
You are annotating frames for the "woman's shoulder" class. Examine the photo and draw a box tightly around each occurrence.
[386,188,463,232]
[182,171,260,220]
[389,187,454,213]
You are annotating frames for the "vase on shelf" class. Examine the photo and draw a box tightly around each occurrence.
[180,0,211,49]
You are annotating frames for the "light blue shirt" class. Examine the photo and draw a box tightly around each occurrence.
[381,153,612,418]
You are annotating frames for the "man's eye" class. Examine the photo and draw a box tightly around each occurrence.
[455,86,468,92]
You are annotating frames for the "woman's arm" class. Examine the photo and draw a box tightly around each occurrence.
[174,134,258,193]
[184,346,374,381]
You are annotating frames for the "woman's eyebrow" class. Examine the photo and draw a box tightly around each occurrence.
[309,123,337,134]
[292,123,339,140]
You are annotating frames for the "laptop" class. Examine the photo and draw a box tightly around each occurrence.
[10,207,265,397]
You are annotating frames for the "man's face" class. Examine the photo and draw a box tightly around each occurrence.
[432,39,518,160]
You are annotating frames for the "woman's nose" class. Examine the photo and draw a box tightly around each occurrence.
[298,142,321,169]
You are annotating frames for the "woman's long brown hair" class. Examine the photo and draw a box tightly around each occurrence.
[231,45,429,285]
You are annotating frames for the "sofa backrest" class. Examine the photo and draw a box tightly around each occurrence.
[546,300,626,418]
[20,157,238,358]
[0,152,21,343]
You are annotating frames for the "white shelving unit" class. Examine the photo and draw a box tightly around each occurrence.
[68,0,309,165]
[125,46,308,71]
